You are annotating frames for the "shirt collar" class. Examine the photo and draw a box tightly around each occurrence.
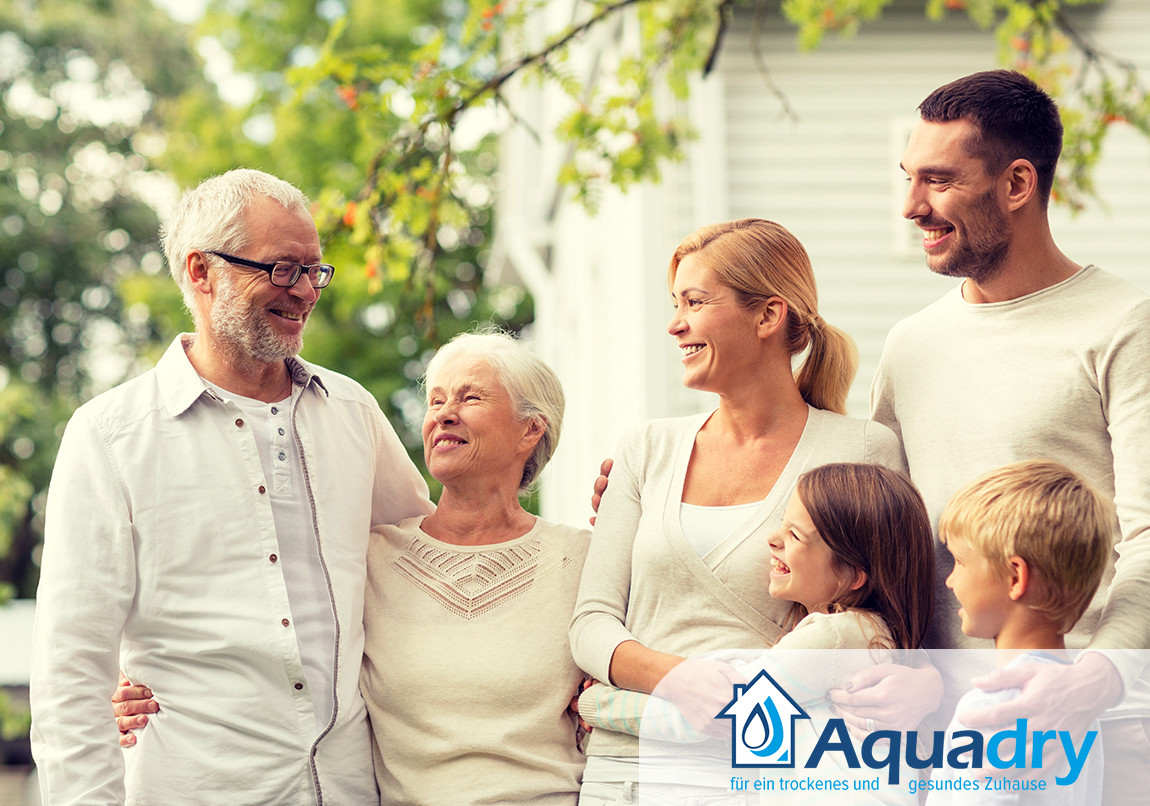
[156,334,329,417]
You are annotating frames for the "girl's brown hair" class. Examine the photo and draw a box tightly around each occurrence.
[668,218,857,414]
[794,463,935,650]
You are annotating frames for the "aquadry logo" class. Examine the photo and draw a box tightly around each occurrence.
[715,673,1098,787]
[717,669,810,767]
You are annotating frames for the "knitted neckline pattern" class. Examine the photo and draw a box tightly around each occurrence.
[393,534,569,619]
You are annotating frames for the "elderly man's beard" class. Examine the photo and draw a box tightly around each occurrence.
[210,270,308,364]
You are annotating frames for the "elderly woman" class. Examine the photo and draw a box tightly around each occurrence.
[360,331,589,804]
[115,331,589,804]
[570,219,908,803]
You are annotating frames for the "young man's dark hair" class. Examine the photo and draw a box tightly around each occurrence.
[918,69,1063,207]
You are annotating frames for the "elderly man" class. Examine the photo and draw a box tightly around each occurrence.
[30,169,432,805]
[870,70,1150,799]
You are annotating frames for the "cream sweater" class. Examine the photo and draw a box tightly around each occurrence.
[871,267,1150,676]
[569,407,905,757]
[362,517,590,805]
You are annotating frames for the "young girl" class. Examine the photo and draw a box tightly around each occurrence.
[765,461,934,655]
[576,463,935,797]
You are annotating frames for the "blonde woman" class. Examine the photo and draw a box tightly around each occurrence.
[570,219,907,803]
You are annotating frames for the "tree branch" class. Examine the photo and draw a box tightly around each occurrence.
[1052,6,1138,81]
[362,0,653,200]
[750,0,799,122]
[703,0,735,76]
[454,0,650,119]
[492,89,544,145]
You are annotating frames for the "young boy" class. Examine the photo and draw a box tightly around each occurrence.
[928,459,1114,804]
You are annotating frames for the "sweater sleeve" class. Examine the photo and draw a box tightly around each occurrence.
[569,427,647,684]
[578,614,886,746]
[761,612,892,703]
[865,419,909,475]
[577,683,707,744]
[369,399,434,527]
[869,343,910,475]
[1090,299,1150,675]
[771,612,851,651]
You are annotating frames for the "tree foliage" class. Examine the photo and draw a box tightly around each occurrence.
[146,0,535,499]
[287,0,1148,300]
[0,0,207,599]
[0,0,210,746]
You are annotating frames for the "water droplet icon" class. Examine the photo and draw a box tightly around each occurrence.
[742,702,769,750]
[747,697,786,758]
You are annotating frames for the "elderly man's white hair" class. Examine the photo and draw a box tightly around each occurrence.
[161,169,310,311]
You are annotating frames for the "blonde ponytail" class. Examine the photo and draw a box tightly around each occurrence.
[794,317,857,415]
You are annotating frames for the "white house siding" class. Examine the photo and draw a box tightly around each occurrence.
[495,0,1150,526]
[717,0,1150,418]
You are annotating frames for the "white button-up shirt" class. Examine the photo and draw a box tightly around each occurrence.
[30,335,433,805]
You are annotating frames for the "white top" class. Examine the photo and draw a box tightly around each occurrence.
[871,266,1150,705]
[569,406,906,758]
[927,652,1104,806]
[362,516,590,805]
[679,500,762,556]
[207,383,335,733]
[29,335,433,806]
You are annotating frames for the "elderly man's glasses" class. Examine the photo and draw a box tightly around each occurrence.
[207,251,335,289]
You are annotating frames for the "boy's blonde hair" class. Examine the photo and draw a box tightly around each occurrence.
[939,460,1114,634]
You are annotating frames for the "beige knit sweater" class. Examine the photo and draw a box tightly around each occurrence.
[363,516,590,805]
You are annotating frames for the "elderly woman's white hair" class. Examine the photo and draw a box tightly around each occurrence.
[423,330,565,493]
[161,168,310,312]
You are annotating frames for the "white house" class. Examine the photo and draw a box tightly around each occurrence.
[492,0,1150,526]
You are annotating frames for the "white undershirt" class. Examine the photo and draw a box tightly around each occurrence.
[679,500,762,556]
[208,382,336,734]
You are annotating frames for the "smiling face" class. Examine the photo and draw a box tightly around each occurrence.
[944,535,1013,640]
[768,491,853,613]
[206,197,322,363]
[667,253,764,394]
[422,355,539,490]
[900,119,1012,285]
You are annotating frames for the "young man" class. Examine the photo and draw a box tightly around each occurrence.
[930,460,1113,803]
[29,169,433,805]
[868,70,1150,800]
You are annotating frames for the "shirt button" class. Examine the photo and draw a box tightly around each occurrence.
[270,406,279,415]
[234,419,244,427]
[294,682,304,691]
[277,427,285,436]
[258,485,266,494]
[277,451,286,461]
[269,553,278,563]
[281,618,290,627]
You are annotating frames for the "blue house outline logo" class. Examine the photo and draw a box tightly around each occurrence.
[716,669,810,768]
